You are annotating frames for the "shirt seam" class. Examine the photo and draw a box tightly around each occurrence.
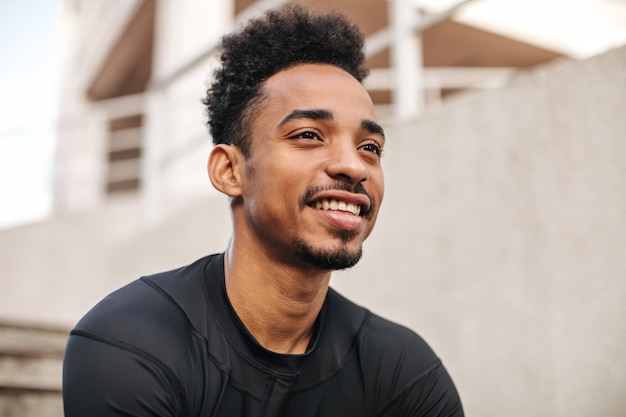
[374,359,443,417]
[142,273,231,376]
[290,311,372,393]
[69,329,191,415]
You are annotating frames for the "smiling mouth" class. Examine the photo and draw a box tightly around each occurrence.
[312,198,362,216]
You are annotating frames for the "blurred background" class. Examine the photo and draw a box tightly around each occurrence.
[1,0,625,416]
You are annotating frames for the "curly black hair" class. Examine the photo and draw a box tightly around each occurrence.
[204,5,369,156]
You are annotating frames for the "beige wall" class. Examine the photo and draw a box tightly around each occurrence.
[0,46,624,416]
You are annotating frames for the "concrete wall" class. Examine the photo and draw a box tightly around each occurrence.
[0,46,624,416]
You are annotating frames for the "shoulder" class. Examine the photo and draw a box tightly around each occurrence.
[63,255,223,416]
[327,288,439,369]
[70,255,216,368]
[364,313,440,368]
[362,316,464,416]
[328,290,464,416]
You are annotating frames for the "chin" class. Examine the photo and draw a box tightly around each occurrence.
[294,240,363,271]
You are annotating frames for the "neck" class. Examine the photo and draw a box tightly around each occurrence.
[224,243,331,355]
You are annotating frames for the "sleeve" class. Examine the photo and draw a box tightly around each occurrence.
[63,331,187,417]
[377,361,464,417]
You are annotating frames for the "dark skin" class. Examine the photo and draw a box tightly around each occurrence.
[208,64,385,354]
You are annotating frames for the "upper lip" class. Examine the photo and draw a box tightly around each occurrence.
[306,190,372,215]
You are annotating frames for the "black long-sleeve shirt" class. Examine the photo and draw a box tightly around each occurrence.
[63,253,463,416]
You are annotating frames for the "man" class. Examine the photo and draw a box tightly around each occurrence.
[63,5,464,416]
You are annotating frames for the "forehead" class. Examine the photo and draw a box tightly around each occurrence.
[258,64,377,121]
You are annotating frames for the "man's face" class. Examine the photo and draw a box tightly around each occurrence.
[237,64,385,270]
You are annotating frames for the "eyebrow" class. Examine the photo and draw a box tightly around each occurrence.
[362,119,386,142]
[277,109,333,128]
[278,108,385,142]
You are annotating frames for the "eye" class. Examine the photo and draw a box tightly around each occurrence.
[289,130,322,141]
[359,142,383,156]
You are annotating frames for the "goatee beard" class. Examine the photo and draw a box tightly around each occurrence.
[295,240,363,270]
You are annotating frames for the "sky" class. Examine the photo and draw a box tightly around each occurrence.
[0,0,61,229]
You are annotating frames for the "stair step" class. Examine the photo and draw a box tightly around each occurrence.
[0,355,62,392]
[0,321,68,416]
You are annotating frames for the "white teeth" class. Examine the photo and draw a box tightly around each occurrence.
[313,198,361,215]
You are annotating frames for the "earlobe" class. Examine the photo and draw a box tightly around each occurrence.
[208,144,244,197]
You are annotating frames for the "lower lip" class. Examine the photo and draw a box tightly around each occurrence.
[314,208,363,231]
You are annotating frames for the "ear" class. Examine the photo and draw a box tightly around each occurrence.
[208,144,244,197]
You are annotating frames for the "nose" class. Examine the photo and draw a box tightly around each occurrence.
[325,140,368,184]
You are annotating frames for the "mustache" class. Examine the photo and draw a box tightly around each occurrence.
[302,182,375,217]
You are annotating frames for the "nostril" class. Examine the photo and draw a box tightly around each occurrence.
[333,173,352,182]
[331,172,368,186]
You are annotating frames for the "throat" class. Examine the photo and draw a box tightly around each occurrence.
[224,257,329,354]
[233,295,322,354]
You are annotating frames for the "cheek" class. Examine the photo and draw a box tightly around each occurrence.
[261,152,310,187]
[243,159,301,212]
[371,169,385,201]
